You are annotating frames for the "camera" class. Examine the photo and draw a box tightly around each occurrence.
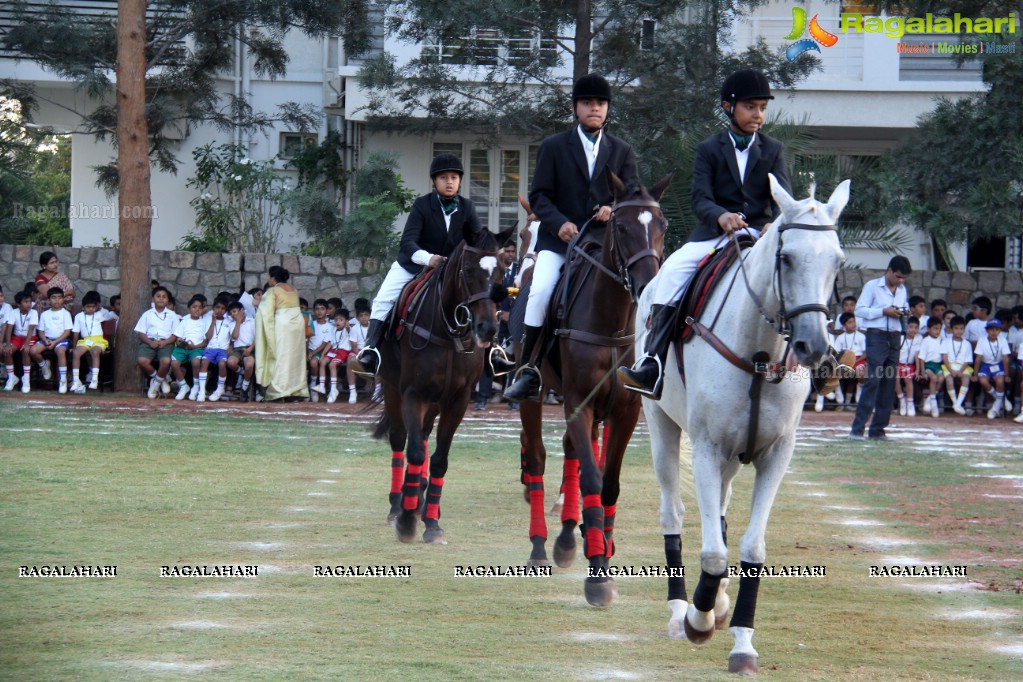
[898,306,910,335]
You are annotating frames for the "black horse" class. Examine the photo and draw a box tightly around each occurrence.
[374,222,515,544]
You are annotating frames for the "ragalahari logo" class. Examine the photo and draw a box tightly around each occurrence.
[784,7,839,61]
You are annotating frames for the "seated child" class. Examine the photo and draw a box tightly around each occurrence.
[29,287,73,393]
[69,291,114,393]
[197,296,232,402]
[226,301,256,401]
[917,316,945,418]
[323,308,353,404]
[896,316,923,416]
[974,319,1011,419]
[307,299,333,395]
[136,286,178,398]
[940,315,973,415]
[819,311,865,411]
[348,301,372,404]
[170,294,209,400]
[2,291,38,393]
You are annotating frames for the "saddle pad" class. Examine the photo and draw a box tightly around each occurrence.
[678,233,756,343]
[393,268,437,340]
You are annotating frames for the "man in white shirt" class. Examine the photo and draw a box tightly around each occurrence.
[849,256,912,440]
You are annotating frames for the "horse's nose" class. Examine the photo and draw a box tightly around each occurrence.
[792,340,824,367]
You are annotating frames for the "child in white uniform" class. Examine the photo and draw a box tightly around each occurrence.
[940,315,974,415]
[896,316,923,416]
[197,297,233,402]
[170,295,210,401]
[136,286,178,398]
[2,291,38,393]
[917,317,945,417]
[69,291,114,393]
[30,287,73,393]
[973,319,1012,419]
[226,302,256,401]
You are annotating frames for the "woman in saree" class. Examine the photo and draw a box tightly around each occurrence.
[254,266,310,401]
[35,251,76,312]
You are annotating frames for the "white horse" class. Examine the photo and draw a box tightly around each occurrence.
[638,175,849,674]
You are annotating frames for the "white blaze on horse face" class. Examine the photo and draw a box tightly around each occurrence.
[638,210,653,228]
[479,256,497,276]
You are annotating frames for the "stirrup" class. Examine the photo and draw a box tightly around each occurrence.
[620,354,664,399]
[350,347,380,379]
[505,364,542,401]
[488,345,514,377]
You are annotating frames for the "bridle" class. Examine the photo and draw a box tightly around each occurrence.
[570,198,666,302]
[441,242,500,336]
[731,221,838,340]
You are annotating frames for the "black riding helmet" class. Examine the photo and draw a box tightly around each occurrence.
[721,69,774,104]
[430,153,464,178]
[572,73,613,103]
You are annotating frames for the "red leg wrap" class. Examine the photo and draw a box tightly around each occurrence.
[526,474,547,539]
[425,476,444,520]
[402,464,423,510]
[562,459,581,524]
[390,451,404,494]
[582,494,606,558]
[603,503,617,557]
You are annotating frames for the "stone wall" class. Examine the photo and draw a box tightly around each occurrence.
[1,244,1020,315]
[836,269,1021,313]
[0,244,382,312]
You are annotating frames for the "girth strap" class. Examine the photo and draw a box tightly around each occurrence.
[554,328,635,347]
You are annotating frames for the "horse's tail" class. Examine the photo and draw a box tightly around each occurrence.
[372,413,390,441]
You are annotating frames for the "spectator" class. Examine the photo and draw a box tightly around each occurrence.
[848,255,911,440]
[917,317,945,418]
[34,251,75,313]
[254,266,309,401]
[941,315,973,415]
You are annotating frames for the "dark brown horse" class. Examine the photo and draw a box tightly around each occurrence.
[518,170,671,605]
[374,222,515,544]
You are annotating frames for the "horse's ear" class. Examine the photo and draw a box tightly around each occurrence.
[769,173,799,217]
[605,167,627,201]
[497,224,516,250]
[464,222,482,246]
[518,192,531,215]
[826,179,851,222]
[649,172,674,202]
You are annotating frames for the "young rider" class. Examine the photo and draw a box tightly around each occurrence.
[504,73,640,402]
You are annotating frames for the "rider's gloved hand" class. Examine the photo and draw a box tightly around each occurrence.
[490,283,509,304]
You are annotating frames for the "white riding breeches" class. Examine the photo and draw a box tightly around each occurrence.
[653,228,760,306]
[524,250,566,328]
[370,261,416,321]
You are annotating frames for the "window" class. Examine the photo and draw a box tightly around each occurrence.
[432,142,464,162]
[640,19,656,51]
[279,133,318,159]
[423,28,556,67]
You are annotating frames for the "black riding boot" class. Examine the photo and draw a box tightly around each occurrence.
[489,346,517,376]
[504,325,543,402]
[352,319,387,376]
[618,304,677,400]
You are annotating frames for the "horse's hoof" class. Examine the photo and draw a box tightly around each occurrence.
[394,511,417,543]
[386,509,399,526]
[547,501,563,517]
[683,616,715,645]
[553,538,576,568]
[728,653,759,675]
[584,577,615,607]
[668,617,686,640]
[526,556,551,569]
[422,527,447,545]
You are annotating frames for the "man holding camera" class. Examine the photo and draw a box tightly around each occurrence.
[849,255,913,440]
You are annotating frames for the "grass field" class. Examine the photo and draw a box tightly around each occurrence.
[1,395,1021,681]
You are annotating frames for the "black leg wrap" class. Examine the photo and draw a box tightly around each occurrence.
[729,561,762,629]
[692,570,726,613]
[664,534,687,602]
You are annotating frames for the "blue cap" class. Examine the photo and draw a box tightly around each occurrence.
[986,319,1002,328]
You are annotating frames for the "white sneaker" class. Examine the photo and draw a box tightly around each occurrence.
[89,376,99,390]
[814,394,824,412]
[327,388,339,404]
[208,388,223,402]
[161,377,171,394]
[3,375,18,391]
[58,380,67,394]
[175,384,190,400]
[196,387,206,402]
[953,398,966,415]
[1014,412,1023,423]
[835,386,845,404]
[147,380,161,399]
[21,378,30,394]
[312,381,326,394]
[1004,397,1013,412]
[930,398,940,418]
[70,381,86,395]
[898,398,907,416]
[348,389,358,405]
[188,384,199,401]
[40,363,52,381]
[907,401,916,417]
[987,399,1003,420]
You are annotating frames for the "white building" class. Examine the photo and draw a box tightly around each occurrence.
[2,0,1017,270]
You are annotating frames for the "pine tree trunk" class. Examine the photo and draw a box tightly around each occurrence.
[114,0,152,392]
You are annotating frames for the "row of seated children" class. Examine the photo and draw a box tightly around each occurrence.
[1,285,118,394]
[135,287,256,402]
[304,298,373,404]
